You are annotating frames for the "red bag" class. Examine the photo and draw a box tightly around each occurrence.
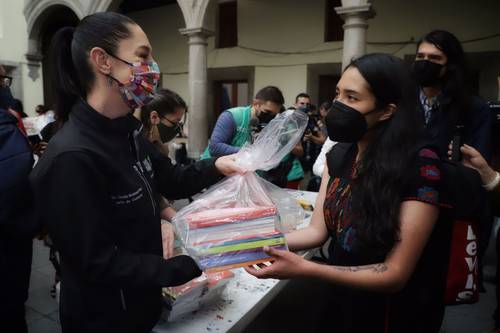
[437,147,482,306]
[444,220,479,305]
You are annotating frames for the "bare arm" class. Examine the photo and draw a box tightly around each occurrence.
[308,200,438,292]
[248,199,439,293]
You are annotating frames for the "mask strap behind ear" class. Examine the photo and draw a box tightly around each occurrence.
[105,51,133,86]
[107,74,123,86]
[106,51,132,66]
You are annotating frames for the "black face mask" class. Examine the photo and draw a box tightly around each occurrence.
[257,110,275,124]
[297,104,311,114]
[157,123,179,143]
[325,100,377,143]
[412,60,444,87]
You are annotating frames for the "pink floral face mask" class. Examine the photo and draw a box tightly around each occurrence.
[108,54,160,109]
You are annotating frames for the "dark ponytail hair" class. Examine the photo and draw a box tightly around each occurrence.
[49,12,136,123]
[348,53,423,255]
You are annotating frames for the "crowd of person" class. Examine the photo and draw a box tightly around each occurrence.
[0,11,497,333]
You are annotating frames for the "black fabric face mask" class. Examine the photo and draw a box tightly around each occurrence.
[257,110,276,124]
[325,100,373,143]
[412,60,444,87]
[157,123,179,143]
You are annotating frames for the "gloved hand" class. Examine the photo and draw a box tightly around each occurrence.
[162,255,202,287]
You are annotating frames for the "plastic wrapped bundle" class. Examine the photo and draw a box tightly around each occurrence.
[184,193,286,272]
[173,110,307,272]
[162,270,234,321]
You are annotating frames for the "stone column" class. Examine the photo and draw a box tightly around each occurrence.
[335,2,375,70]
[25,52,43,81]
[179,27,214,159]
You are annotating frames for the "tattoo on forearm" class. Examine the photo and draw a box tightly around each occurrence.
[334,263,388,273]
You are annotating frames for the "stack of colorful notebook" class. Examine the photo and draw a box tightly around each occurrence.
[184,206,287,272]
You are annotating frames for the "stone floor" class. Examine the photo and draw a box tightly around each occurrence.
[27,239,60,333]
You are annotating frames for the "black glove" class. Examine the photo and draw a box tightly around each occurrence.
[162,255,202,287]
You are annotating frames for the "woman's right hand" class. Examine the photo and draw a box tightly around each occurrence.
[458,144,497,184]
[161,222,175,259]
[244,246,313,280]
[214,154,246,176]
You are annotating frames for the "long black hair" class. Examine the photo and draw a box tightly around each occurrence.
[49,12,136,123]
[417,30,469,125]
[348,53,423,254]
[140,88,187,132]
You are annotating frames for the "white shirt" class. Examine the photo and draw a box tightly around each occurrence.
[419,89,440,125]
[312,138,337,177]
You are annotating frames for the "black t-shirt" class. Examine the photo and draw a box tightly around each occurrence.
[319,144,452,333]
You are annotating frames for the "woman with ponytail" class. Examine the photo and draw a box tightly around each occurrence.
[30,12,242,333]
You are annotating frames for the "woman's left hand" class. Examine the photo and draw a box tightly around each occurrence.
[215,154,246,176]
[244,246,312,279]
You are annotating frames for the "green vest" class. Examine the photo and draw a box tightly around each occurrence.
[287,156,304,181]
[201,105,252,159]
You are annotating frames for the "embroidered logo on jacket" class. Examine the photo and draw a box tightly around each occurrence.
[110,187,144,205]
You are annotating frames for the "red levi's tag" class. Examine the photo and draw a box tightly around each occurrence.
[444,220,479,305]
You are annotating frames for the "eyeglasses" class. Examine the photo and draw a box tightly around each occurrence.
[0,75,12,87]
[162,116,183,129]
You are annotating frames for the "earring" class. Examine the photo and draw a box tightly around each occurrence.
[107,75,114,87]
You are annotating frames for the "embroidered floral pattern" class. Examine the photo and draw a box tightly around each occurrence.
[419,148,439,159]
[324,177,358,252]
[338,225,357,252]
[420,165,441,181]
[417,186,439,203]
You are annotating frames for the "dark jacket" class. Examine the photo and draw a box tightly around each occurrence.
[0,109,34,332]
[422,95,492,161]
[30,101,222,332]
[0,108,34,236]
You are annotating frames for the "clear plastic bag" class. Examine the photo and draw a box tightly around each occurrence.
[173,110,307,272]
[236,109,308,172]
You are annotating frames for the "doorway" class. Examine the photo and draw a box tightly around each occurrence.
[318,74,340,105]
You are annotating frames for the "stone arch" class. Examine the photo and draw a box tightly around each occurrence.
[177,0,211,29]
[24,1,83,58]
[23,2,79,107]
[87,0,123,15]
